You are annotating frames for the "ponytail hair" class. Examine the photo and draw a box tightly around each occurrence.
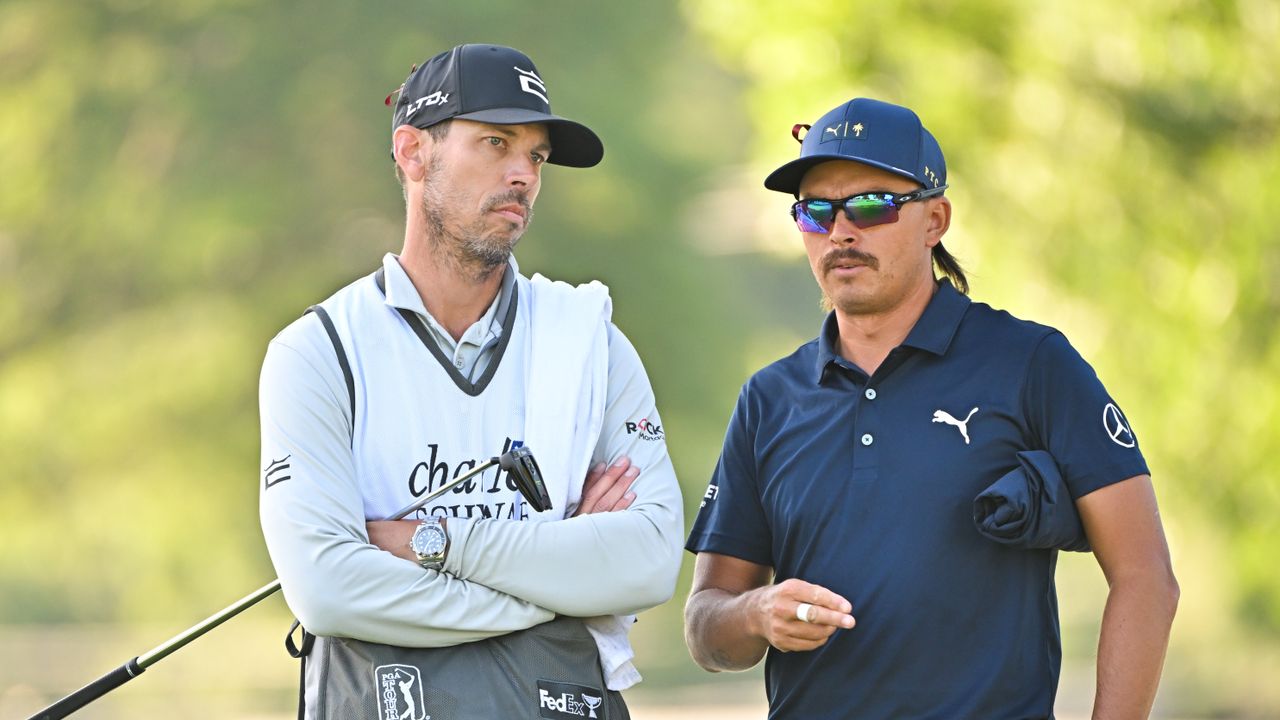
[932,242,968,295]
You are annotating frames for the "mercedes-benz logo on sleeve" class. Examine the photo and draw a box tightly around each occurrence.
[1103,403,1136,448]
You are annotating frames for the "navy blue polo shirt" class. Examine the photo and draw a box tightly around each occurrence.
[686,281,1149,720]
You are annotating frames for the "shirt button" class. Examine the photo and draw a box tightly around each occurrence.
[861,434,874,446]
[864,388,877,400]
[454,359,463,368]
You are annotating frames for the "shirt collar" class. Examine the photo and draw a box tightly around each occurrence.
[813,279,971,383]
[900,279,970,355]
[380,252,517,342]
[815,313,845,383]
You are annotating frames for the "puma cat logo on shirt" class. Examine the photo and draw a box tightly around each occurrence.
[932,407,979,445]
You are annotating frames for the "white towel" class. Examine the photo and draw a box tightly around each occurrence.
[522,273,642,691]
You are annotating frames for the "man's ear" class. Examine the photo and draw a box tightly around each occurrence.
[392,125,429,182]
[923,196,952,249]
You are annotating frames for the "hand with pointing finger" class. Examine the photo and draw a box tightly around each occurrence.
[750,578,856,653]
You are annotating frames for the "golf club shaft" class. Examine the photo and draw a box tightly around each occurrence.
[138,580,284,668]
[29,457,503,720]
[389,457,500,519]
[28,579,283,720]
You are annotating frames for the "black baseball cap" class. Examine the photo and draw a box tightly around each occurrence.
[764,98,946,196]
[390,44,603,168]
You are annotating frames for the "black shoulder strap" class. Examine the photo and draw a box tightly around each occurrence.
[284,619,315,720]
[289,305,346,719]
[304,305,355,445]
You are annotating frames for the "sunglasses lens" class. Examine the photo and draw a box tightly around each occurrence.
[847,195,899,228]
[794,201,834,233]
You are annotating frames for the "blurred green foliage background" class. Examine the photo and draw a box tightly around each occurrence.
[2,0,1277,717]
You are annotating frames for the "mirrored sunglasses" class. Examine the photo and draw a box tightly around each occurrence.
[791,185,948,233]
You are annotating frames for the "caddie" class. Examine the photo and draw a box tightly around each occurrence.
[258,43,683,720]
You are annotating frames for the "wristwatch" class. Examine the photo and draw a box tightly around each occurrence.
[409,518,448,570]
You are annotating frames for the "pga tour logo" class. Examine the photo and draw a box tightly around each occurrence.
[537,680,604,719]
[374,664,429,720]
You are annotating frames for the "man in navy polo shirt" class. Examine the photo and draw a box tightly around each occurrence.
[684,98,1179,719]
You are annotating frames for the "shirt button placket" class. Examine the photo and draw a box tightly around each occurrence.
[860,390,876,447]
[853,383,881,480]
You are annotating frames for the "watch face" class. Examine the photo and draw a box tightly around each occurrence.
[412,521,447,557]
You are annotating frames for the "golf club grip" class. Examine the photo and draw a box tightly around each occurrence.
[28,658,144,720]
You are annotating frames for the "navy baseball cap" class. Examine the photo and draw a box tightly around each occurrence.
[390,44,604,168]
[764,98,946,195]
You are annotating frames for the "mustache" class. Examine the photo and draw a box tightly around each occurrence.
[821,248,878,274]
[483,190,533,217]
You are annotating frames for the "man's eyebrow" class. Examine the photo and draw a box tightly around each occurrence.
[480,124,552,153]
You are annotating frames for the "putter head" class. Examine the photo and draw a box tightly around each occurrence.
[499,446,553,512]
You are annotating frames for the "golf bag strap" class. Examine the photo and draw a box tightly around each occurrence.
[285,619,315,658]
[297,303,347,720]
[303,305,355,446]
[285,620,315,720]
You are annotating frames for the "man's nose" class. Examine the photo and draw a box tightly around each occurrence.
[827,209,863,243]
[506,156,541,188]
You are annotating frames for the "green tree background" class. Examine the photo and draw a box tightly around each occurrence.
[1,0,1276,717]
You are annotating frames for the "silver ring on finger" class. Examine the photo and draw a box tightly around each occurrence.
[795,602,814,623]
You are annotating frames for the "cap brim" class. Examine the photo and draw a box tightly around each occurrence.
[763,154,921,195]
[455,107,603,168]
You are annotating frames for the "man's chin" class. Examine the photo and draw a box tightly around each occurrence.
[460,233,521,269]
[826,287,879,316]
